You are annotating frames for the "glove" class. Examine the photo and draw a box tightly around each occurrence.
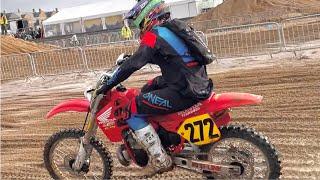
[96,82,112,95]
[97,58,127,95]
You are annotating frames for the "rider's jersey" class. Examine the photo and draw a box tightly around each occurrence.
[107,25,213,100]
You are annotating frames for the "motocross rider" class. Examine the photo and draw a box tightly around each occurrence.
[97,0,213,175]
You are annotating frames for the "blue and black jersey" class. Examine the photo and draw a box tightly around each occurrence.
[106,23,213,100]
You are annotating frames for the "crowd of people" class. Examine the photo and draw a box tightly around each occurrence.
[1,13,43,40]
[14,27,43,40]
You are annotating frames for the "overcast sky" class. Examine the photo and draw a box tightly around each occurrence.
[1,0,107,12]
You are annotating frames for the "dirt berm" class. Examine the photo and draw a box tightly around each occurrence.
[193,0,320,22]
[0,36,57,56]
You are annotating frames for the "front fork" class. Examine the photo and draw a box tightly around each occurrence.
[72,94,103,171]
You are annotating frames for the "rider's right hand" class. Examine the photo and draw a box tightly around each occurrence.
[96,84,107,95]
[96,83,111,95]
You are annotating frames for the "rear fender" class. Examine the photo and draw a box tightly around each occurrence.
[210,93,263,112]
[46,99,90,119]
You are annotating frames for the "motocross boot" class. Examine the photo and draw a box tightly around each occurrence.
[134,124,173,176]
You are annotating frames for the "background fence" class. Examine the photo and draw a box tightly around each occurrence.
[82,41,138,71]
[31,48,86,76]
[0,41,139,81]
[0,53,35,80]
[32,8,318,48]
[1,14,320,81]
[281,14,320,51]
[206,22,283,58]
[34,30,140,48]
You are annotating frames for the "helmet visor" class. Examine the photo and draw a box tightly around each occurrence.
[124,0,149,20]
[124,0,163,28]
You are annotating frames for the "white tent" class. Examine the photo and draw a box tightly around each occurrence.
[43,0,199,37]
[42,0,137,37]
[166,0,200,19]
[43,0,137,25]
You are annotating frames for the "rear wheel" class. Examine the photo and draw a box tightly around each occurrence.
[200,125,281,179]
[43,129,113,179]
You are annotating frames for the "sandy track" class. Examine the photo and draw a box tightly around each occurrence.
[1,56,320,179]
[0,35,57,56]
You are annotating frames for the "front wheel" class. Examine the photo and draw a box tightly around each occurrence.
[200,125,281,179]
[43,129,113,179]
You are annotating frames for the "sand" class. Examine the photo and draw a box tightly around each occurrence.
[193,0,320,22]
[0,36,58,56]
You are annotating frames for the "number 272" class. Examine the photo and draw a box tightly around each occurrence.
[184,118,219,143]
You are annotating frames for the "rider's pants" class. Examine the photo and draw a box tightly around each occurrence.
[127,76,197,130]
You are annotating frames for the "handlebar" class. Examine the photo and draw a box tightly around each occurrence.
[85,54,131,106]
[94,54,131,95]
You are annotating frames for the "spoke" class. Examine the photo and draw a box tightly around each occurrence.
[208,138,270,179]
[53,152,63,159]
[55,148,71,159]
[59,140,78,152]
[211,147,229,153]
[53,159,63,167]
[57,166,69,173]
[50,138,106,180]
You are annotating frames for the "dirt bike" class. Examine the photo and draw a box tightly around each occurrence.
[44,54,281,179]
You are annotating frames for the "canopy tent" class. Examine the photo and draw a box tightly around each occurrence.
[43,0,199,37]
[43,0,136,25]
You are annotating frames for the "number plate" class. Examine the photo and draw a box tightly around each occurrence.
[177,114,221,146]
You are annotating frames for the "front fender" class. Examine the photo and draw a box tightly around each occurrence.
[46,99,90,119]
[211,93,263,111]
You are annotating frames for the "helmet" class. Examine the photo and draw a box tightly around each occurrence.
[124,0,170,35]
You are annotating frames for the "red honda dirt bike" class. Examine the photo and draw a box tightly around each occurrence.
[44,54,281,179]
